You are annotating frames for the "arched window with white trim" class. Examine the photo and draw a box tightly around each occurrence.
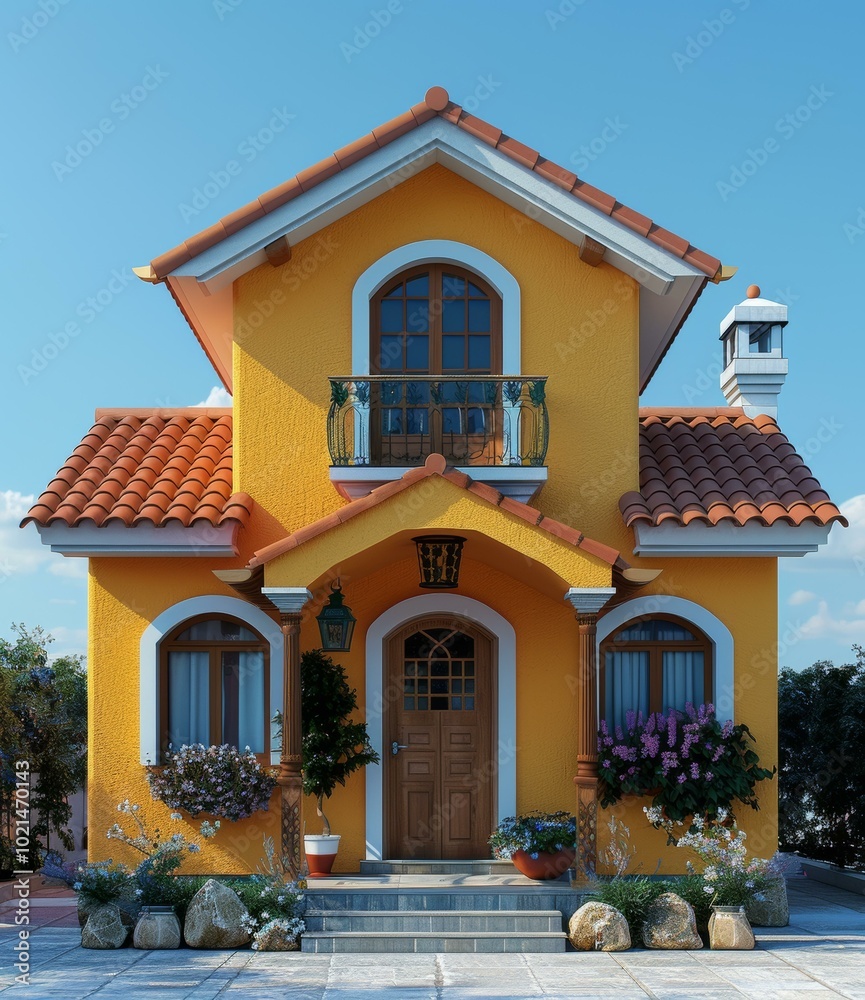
[600,614,713,728]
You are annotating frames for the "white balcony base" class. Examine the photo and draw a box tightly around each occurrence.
[330,465,548,503]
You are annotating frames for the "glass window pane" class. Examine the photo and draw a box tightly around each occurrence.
[442,274,465,297]
[465,662,474,675]
[466,408,486,434]
[442,301,465,334]
[176,620,257,642]
[406,335,429,369]
[451,697,462,710]
[404,679,415,694]
[382,409,402,434]
[406,409,429,434]
[442,335,465,369]
[465,697,475,710]
[378,336,403,371]
[442,408,461,434]
[468,281,486,297]
[417,697,428,710]
[223,651,264,753]
[431,660,449,676]
[468,335,491,370]
[405,662,416,676]
[465,679,475,693]
[431,696,448,710]
[452,679,462,694]
[405,380,430,404]
[418,679,428,694]
[445,632,473,656]
[384,282,403,297]
[405,274,429,296]
[468,300,490,333]
[380,299,403,333]
[167,651,209,748]
[417,664,428,677]
[406,302,429,333]
[405,633,431,657]
[431,679,448,694]
[404,697,414,710]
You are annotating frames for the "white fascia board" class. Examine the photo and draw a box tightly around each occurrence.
[639,274,707,392]
[37,522,240,556]
[168,120,703,298]
[632,520,833,557]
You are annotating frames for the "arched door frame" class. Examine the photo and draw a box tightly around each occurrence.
[364,594,516,861]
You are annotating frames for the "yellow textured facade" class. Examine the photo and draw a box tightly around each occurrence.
[87,162,779,876]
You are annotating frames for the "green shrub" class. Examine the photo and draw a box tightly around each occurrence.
[589,877,672,937]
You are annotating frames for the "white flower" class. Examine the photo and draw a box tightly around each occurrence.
[170,812,182,821]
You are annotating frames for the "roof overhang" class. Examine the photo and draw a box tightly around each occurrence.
[36,522,241,557]
[632,520,834,558]
[154,119,710,393]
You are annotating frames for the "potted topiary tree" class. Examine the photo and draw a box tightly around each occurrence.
[300,650,379,877]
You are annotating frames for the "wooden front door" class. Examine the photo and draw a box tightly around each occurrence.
[386,618,495,859]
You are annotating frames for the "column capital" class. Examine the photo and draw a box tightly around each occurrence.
[563,587,616,616]
[262,587,313,615]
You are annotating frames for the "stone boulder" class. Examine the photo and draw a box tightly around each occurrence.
[641,892,703,949]
[81,904,129,949]
[183,879,251,949]
[253,921,302,951]
[78,896,139,930]
[133,908,182,949]
[746,879,789,927]
[568,902,631,951]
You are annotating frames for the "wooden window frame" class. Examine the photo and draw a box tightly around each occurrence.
[370,263,503,376]
[158,613,270,762]
[599,614,713,718]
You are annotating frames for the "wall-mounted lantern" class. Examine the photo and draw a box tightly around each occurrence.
[316,582,357,652]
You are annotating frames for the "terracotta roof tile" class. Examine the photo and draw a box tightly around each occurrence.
[21,411,253,531]
[620,409,847,529]
[148,87,723,282]
[248,453,628,570]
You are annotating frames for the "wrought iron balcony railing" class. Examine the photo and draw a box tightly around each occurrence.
[327,375,549,468]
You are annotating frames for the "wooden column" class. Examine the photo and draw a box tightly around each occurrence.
[574,611,599,885]
[278,610,303,878]
[565,587,615,887]
[262,586,312,879]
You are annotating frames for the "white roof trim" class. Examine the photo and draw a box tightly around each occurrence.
[170,120,704,295]
[37,522,240,557]
[632,520,833,557]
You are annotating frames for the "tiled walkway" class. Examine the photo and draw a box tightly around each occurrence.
[0,876,863,998]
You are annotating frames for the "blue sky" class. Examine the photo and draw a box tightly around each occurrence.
[1,0,862,669]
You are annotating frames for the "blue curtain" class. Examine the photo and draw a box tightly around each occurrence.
[604,650,649,728]
[167,651,210,747]
[662,651,704,713]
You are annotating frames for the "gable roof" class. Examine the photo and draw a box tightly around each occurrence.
[620,408,847,528]
[21,410,252,530]
[247,453,628,571]
[145,87,722,283]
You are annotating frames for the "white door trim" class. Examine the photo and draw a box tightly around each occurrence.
[364,594,517,861]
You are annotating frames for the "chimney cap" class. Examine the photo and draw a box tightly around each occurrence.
[746,284,761,299]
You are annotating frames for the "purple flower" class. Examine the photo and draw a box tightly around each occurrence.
[690,762,699,780]
[677,773,687,783]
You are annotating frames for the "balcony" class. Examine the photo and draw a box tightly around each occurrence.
[327,375,549,502]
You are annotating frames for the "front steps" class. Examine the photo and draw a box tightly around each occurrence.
[302,860,587,953]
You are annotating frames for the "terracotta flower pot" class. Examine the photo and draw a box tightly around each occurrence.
[511,848,575,880]
[304,834,341,878]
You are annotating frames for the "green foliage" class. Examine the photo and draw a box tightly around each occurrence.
[778,648,865,868]
[672,872,713,930]
[0,624,87,860]
[589,876,671,936]
[72,861,135,906]
[299,649,379,835]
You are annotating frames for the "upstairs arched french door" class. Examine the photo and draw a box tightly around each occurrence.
[370,264,503,465]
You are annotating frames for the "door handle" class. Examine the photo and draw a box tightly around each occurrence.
[391,741,409,755]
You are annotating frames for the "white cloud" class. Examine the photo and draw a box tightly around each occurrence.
[0,490,52,576]
[195,386,233,407]
[798,600,865,641]
[788,589,816,606]
[48,558,87,579]
[800,494,865,571]
[46,626,87,662]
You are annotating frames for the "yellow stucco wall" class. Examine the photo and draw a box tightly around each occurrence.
[86,161,779,875]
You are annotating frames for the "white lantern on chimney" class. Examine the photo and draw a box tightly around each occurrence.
[719,284,789,419]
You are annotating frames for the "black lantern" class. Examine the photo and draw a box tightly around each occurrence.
[413,535,466,589]
[316,583,357,652]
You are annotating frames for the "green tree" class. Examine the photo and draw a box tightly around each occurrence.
[300,649,379,836]
[0,625,87,864]
[778,647,865,868]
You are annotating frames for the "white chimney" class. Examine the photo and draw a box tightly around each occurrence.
[719,284,788,419]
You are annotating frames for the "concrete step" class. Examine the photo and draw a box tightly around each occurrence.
[305,908,563,933]
[301,929,567,954]
[359,859,519,876]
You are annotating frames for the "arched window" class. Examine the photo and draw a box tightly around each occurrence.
[159,615,270,759]
[599,616,712,728]
[370,264,503,464]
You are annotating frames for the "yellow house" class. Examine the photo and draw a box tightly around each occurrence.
[23,87,845,880]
